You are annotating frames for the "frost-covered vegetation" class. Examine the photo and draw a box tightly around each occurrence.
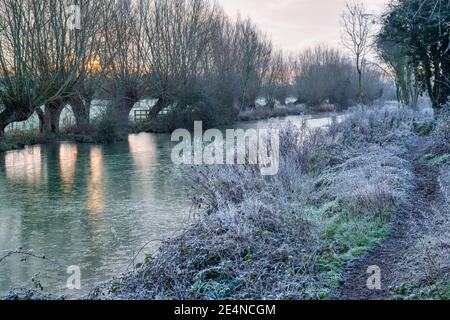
[237,104,306,122]
[86,104,447,300]
[392,104,450,300]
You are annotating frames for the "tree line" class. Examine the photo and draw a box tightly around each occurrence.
[3,0,440,140]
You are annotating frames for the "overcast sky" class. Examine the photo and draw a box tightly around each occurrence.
[217,0,390,53]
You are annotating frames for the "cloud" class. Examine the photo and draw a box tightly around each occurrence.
[217,0,389,52]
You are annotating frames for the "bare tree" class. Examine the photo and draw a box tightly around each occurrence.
[138,0,219,121]
[68,1,106,132]
[294,46,352,108]
[0,0,86,137]
[263,51,289,109]
[293,45,383,109]
[0,0,37,138]
[33,0,102,134]
[100,0,144,131]
[233,18,272,110]
[341,1,372,103]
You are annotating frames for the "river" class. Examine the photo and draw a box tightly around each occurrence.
[0,112,342,298]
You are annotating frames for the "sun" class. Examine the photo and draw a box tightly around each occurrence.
[87,58,102,71]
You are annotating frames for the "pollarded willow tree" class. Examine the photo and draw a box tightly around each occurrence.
[198,8,242,121]
[35,0,104,134]
[298,46,354,108]
[100,0,145,131]
[234,18,273,110]
[138,0,219,121]
[136,0,276,125]
[68,1,106,133]
[0,0,69,137]
[0,0,37,138]
[292,45,384,109]
[262,50,290,109]
[0,0,102,137]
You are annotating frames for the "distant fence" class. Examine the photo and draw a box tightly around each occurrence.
[134,110,150,122]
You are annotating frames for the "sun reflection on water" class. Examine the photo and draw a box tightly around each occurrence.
[4,145,47,185]
[59,143,78,194]
[87,146,105,214]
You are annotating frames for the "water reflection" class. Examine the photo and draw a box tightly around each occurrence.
[4,145,47,185]
[59,143,78,194]
[128,133,167,208]
[128,133,157,171]
[87,147,105,214]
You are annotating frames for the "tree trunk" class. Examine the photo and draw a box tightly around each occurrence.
[36,109,45,133]
[117,102,134,129]
[432,44,442,109]
[147,98,170,122]
[0,123,6,142]
[71,98,91,133]
[410,80,420,110]
[295,97,304,105]
[395,80,402,106]
[277,96,287,106]
[0,114,10,141]
[113,84,140,132]
[356,54,363,104]
[0,106,34,140]
[422,49,439,111]
[37,102,65,134]
[114,96,137,132]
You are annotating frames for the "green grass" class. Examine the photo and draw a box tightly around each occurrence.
[303,200,390,299]
[323,221,388,291]
[0,124,125,153]
[422,153,450,166]
[0,132,57,152]
[393,280,450,300]
[0,140,21,152]
[415,121,435,136]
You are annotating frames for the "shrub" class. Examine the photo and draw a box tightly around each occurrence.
[149,86,239,132]
[92,108,121,143]
[331,105,421,146]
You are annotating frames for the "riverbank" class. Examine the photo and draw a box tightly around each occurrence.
[0,133,122,153]
[237,104,306,122]
[85,104,448,300]
[0,124,126,153]
[0,105,314,152]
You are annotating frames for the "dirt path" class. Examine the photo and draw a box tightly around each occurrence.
[333,136,440,300]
